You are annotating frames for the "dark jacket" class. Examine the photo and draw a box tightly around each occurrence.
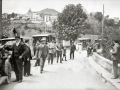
[26,46,32,60]
[70,45,76,52]
[11,42,29,61]
[37,44,49,59]
[111,43,120,61]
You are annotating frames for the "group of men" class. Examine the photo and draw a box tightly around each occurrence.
[10,36,32,83]
[7,35,77,83]
[33,39,77,73]
[33,39,67,70]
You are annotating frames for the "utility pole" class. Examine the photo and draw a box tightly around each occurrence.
[0,0,2,39]
[102,4,104,41]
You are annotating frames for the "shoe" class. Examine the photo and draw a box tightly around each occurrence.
[13,79,19,82]
[111,77,118,79]
[18,80,22,83]
[24,75,29,77]
[28,74,32,76]
[40,71,42,74]
[65,60,67,61]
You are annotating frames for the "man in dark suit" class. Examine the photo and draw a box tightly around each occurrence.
[24,39,32,77]
[34,40,40,66]
[39,38,49,74]
[70,42,76,60]
[11,36,29,83]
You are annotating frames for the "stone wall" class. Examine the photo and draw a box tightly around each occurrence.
[92,52,120,74]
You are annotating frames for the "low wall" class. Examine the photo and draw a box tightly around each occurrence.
[92,52,120,74]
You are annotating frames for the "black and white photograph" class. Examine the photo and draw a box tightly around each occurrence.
[0,0,120,90]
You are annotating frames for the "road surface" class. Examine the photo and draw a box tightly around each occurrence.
[0,50,117,90]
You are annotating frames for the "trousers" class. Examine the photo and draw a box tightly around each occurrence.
[57,51,62,63]
[48,53,53,64]
[24,60,31,75]
[113,60,119,78]
[40,56,46,71]
[70,51,74,59]
[14,57,23,80]
[35,58,40,66]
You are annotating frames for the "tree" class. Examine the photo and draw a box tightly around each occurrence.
[7,14,11,19]
[105,18,114,26]
[94,12,103,22]
[11,12,15,18]
[56,4,87,41]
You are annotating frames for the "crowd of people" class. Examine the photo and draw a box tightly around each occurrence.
[9,36,77,83]
[8,35,120,84]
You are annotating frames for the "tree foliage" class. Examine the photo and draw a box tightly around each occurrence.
[105,18,115,26]
[94,12,103,22]
[56,4,87,41]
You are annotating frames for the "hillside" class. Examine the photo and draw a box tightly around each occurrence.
[38,8,60,15]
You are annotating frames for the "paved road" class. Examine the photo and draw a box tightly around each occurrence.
[0,50,117,90]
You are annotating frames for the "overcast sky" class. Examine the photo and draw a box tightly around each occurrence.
[2,0,120,18]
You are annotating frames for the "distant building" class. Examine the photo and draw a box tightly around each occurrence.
[2,13,8,19]
[26,8,59,23]
[114,17,119,24]
[27,9,33,19]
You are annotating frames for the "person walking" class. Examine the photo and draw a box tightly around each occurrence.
[78,44,82,54]
[48,40,55,65]
[39,38,49,74]
[24,39,32,77]
[87,43,93,57]
[34,40,40,66]
[62,46,67,61]
[11,36,29,83]
[110,40,120,79]
[56,41,63,63]
[70,42,76,60]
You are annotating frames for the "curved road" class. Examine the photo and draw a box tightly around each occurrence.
[0,50,117,90]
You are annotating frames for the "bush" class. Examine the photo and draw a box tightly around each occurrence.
[101,26,120,60]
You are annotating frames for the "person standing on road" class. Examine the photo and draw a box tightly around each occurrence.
[34,40,40,66]
[78,44,82,54]
[11,36,29,83]
[110,40,120,79]
[53,41,57,58]
[70,42,76,60]
[24,39,32,77]
[48,40,55,65]
[62,46,67,61]
[87,43,93,57]
[56,41,63,63]
[39,38,49,74]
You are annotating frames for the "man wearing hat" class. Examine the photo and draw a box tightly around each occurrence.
[24,39,32,77]
[48,40,55,65]
[70,41,76,60]
[11,36,29,83]
[110,40,120,79]
[38,38,49,74]
[34,40,40,66]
